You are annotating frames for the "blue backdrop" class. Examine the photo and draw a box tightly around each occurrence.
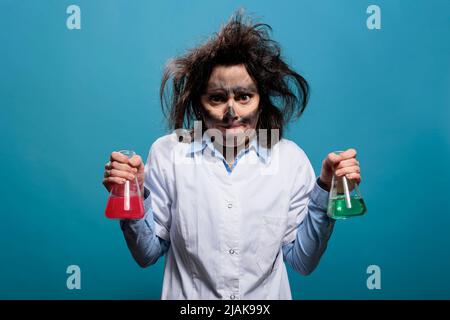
[1,0,449,299]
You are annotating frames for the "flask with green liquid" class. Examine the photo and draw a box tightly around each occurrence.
[327,151,367,220]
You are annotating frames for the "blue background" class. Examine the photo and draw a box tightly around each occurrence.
[1,0,449,299]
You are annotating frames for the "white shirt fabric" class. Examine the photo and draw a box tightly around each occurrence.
[142,131,324,300]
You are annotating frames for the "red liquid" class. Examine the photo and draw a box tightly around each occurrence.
[105,195,145,219]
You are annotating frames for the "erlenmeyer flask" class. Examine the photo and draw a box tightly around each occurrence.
[327,151,367,220]
[105,150,144,220]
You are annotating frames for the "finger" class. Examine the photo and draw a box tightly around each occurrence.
[339,148,357,160]
[324,152,342,169]
[335,165,360,177]
[103,177,126,185]
[110,151,130,164]
[105,160,136,173]
[109,169,136,180]
[128,155,143,168]
[108,161,137,173]
[345,173,361,184]
[336,158,359,169]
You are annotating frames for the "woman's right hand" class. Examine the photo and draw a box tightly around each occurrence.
[103,151,145,193]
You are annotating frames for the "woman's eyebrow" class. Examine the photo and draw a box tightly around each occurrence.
[232,85,257,93]
[205,87,226,93]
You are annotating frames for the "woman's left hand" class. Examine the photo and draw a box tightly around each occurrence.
[319,148,361,191]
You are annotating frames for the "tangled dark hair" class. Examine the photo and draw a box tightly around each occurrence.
[160,11,309,148]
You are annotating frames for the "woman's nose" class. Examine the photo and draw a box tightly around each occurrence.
[223,105,237,121]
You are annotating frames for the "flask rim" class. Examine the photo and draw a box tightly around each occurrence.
[118,150,136,158]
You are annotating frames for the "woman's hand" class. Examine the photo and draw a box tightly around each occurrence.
[103,151,145,193]
[319,148,361,191]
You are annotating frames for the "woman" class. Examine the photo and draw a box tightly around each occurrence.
[102,13,361,300]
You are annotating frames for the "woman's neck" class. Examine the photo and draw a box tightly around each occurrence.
[213,137,250,166]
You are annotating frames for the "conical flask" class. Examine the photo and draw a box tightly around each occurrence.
[327,151,367,220]
[105,150,144,220]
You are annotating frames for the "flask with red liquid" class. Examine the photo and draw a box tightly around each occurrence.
[105,150,145,219]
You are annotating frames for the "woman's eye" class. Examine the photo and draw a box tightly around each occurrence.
[209,95,225,103]
[238,94,251,103]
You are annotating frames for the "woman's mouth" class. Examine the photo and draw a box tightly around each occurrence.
[222,122,242,129]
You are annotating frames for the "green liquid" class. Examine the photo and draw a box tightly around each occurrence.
[327,195,367,220]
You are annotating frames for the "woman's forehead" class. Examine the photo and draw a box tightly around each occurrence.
[206,81,257,92]
[208,65,256,87]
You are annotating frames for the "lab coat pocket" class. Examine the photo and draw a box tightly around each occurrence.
[256,215,287,275]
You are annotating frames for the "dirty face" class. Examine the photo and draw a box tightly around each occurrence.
[200,64,260,147]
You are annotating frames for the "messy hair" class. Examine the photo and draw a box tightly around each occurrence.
[160,11,309,147]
